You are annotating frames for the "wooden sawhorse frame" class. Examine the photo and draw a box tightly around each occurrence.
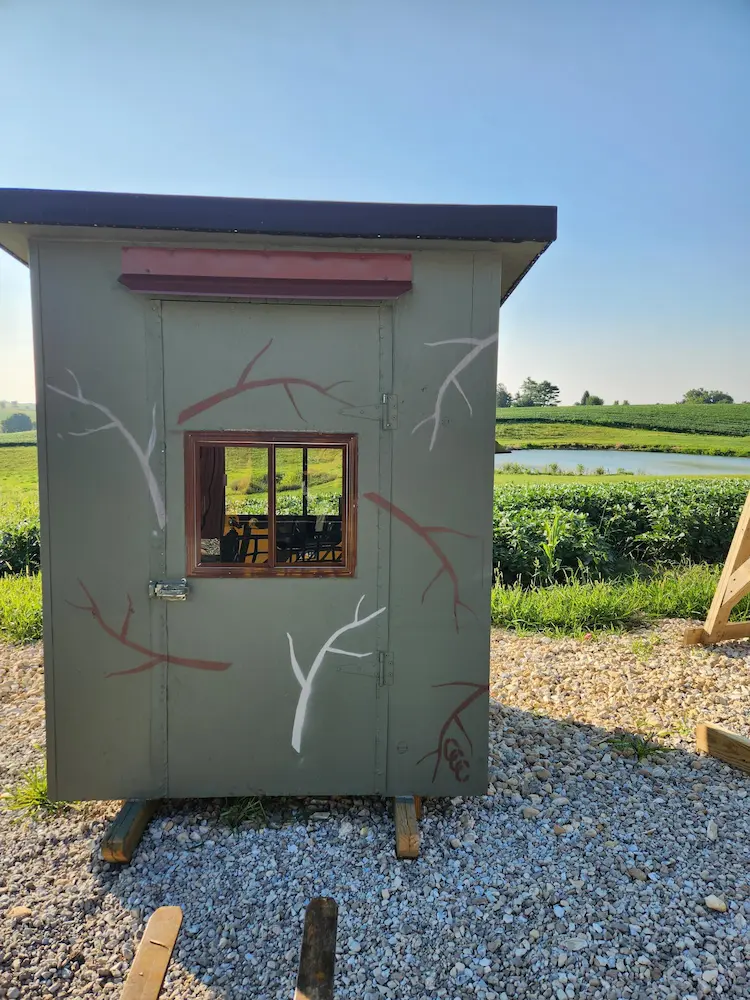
[684,488,750,646]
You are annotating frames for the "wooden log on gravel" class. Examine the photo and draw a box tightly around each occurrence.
[121,906,182,1000]
[294,897,338,1000]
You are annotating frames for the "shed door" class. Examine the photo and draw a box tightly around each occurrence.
[159,301,391,797]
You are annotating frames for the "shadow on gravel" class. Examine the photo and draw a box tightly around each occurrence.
[81,702,750,1000]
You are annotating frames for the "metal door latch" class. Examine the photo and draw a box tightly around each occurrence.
[148,579,189,601]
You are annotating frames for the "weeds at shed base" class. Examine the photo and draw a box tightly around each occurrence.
[3,763,77,821]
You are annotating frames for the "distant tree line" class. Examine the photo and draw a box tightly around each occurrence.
[496,378,561,408]
[495,382,738,408]
[679,388,734,404]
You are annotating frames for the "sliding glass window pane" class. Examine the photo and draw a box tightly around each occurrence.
[199,445,270,565]
[275,447,345,565]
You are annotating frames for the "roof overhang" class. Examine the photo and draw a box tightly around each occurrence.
[0,188,557,303]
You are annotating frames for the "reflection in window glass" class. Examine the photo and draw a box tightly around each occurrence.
[199,446,270,565]
[275,447,344,565]
[192,437,352,574]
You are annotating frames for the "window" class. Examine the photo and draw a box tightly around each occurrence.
[185,431,357,577]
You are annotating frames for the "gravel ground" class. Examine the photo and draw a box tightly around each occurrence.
[1,622,750,999]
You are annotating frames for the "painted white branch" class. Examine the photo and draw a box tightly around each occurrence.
[450,376,472,416]
[47,370,166,529]
[288,595,386,754]
[68,422,118,436]
[286,634,306,689]
[412,332,498,450]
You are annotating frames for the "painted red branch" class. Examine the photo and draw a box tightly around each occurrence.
[417,681,489,782]
[363,492,477,631]
[68,581,231,677]
[120,596,134,639]
[177,337,352,424]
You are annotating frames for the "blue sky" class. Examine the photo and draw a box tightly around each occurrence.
[1,0,748,404]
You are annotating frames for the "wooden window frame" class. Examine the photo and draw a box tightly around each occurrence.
[185,430,357,578]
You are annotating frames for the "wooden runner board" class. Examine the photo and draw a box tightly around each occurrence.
[101,800,159,863]
[294,897,338,1000]
[121,906,182,1000]
[394,796,420,859]
[696,723,750,776]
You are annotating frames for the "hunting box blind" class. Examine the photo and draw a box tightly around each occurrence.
[0,189,556,801]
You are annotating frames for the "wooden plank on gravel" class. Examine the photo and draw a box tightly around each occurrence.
[101,799,159,863]
[696,723,750,775]
[394,795,420,859]
[121,906,182,1000]
[683,622,750,646]
[294,897,338,1000]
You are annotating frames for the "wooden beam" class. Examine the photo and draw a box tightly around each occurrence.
[696,723,750,776]
[121,906,182,1000]
[294,897,338,1000]
[703,490,750,635]
[683,621,750,646]
[394,796,420,859]
[101,800,159,864]
[725,555,750,606]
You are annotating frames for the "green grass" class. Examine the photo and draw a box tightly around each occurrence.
[491,563,750,636]
[0,447,39,505]
[495,421,750,457]
[493,471,750,484]
[219,796,266,829]
[497,460,636,477]
[496,402,750,437]
[3,762,74,820]
[603,732,676,761]
[0,575,43,643]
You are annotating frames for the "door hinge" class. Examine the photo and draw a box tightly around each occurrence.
[381,393,398,430]
[335,659,378,678]
[378,651,394,686]
[148,579,189,601]
[336,394,398,429]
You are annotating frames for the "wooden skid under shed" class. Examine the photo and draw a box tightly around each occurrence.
[101,799,159,863]
[394,796,420,859]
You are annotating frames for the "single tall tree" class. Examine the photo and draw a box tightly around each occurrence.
[1,412,32,433]
[495,383,512,408]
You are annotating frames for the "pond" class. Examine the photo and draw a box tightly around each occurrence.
[494,448,750,476]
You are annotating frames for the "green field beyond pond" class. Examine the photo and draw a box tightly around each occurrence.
[496,402,750,457]
[496,402,750,435]
[2,443,750,641]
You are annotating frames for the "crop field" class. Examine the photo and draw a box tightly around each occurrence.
[0,431,36,447]
[496,402,750,437]
[494,421,750,457]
